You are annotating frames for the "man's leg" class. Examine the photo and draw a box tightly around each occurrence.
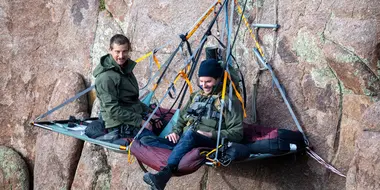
[143,130,216,190]
[139,135,176,150]
[167,129,215,167]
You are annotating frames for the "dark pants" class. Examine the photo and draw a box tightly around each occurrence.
[167,130,215,167]
[140,130,216,166]
[139,135,177,150]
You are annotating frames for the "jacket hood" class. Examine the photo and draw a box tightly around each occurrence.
[93,54,136,77]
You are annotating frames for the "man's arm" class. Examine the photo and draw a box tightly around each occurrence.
[96,75,143,126]
[171,92,196,136]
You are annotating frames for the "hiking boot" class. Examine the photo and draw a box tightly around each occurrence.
[143,166,172,190]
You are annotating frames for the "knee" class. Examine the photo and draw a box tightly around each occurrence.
[139,136,157,146]
[181,129,196,139]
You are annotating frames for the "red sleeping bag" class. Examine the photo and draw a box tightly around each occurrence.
[130,108,305,175]
[130,140,210,176]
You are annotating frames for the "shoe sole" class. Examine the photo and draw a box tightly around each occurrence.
[143,173,160,190]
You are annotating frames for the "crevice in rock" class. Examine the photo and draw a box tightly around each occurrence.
[92,148,111,189]
[68,142,84,189]
[363,129,380,133]
[200,167,209,190]
[316,0,323,12]
[322,65,344,189]
[300,65,307,106]
[324,38,379,80]
[329,68,343,158]
[320,11,333,44]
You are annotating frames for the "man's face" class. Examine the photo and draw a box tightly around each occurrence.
[109,43,130,66]
[199,76,218,95]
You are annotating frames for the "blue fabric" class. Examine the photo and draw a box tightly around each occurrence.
[167,130,216,166]
[138,128,157,140]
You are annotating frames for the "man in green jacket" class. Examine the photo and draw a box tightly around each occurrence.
[93,34,153,138]
[143,58,244,190]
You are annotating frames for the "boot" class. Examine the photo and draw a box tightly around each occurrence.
[143,166,172,190]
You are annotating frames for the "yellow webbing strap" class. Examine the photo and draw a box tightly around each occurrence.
[153,54,161,69]
[127,140,135,164]
[173,70,193,94]
[186,0,221,40]
[135,51,153,63]
[221,71,228,100]
[152,83,158,91]
[226,72,247,117]
[234,0,265,58]
[204,144,223,166]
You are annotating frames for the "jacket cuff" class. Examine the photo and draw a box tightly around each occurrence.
[211,130,217,140]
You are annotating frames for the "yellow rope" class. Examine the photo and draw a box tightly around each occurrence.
[127,140,135,164]
[186,0,221,40]
[227,72,247,117]
[153,54,161,69]
[135,51,153,63]
[234,0,265,58]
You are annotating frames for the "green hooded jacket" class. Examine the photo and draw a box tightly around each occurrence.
[171,86,244,143]
[93,54,150,128]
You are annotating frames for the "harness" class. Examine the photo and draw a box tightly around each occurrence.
[185,93,224,129]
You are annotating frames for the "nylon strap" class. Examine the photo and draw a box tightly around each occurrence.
[186,0,221,40]
[128,140,135,164]
[35,85,95,121]
[226,72,246,117]
[253,47,308,145]
[135,51,153,63]
[153,54,161,69]
[174,70,193,94]
[234,0,265,58]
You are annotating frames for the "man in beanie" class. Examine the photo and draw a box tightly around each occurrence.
[143,58,244,190]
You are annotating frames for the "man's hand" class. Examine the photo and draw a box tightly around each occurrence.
[149,113,163,128]
[141,119,152,130]
[197,130,212,138]
[166,133,180,143]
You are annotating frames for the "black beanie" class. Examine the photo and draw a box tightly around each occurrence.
[198,59,223,78]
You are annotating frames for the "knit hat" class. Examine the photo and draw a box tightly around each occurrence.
[198,59,223,79]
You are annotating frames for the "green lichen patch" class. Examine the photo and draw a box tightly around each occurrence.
[0,147,29,190]
[293,29,325,64]
[311,67,336,88]
[334,52,360,64]
[99,0,106,11]
[377,60,380,77]
[339,83,354,95]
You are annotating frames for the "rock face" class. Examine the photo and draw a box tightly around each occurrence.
[34,72,88,189]
[0,0,379,189]
[0,0,98,173]
[346,102,380,190]
[0,146,29,190]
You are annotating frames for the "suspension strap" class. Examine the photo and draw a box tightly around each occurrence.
[306,147,346,177]
[226,72,246,117]
[153,54,161,69]
[35,85,95,121]
[174,70,193,94]
[185,0,221,40]
[253,48,308,145]
[234,0,266,58]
